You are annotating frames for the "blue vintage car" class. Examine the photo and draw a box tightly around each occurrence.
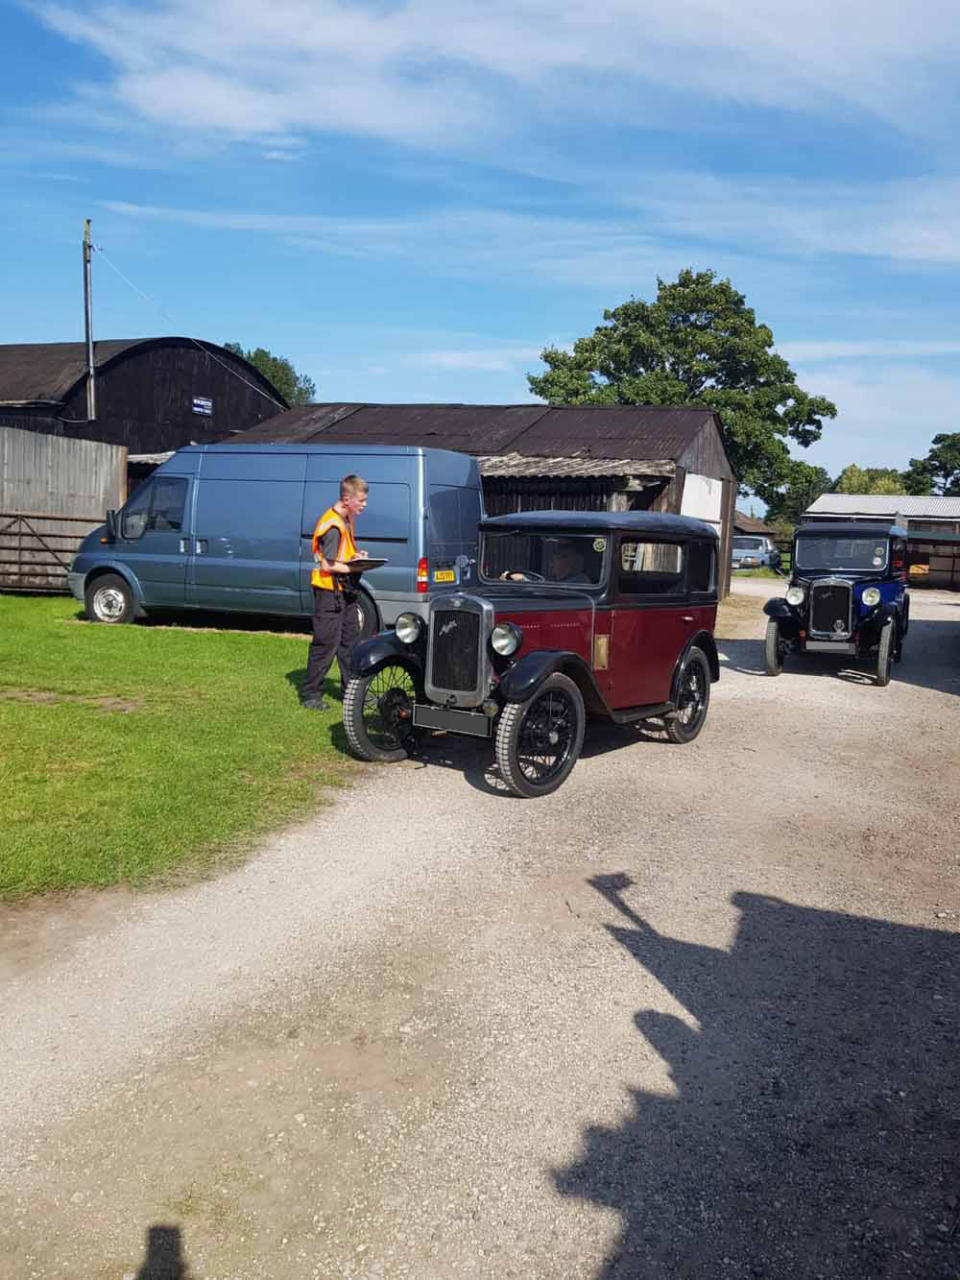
[763,522,909,686]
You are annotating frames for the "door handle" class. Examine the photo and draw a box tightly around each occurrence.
[179,538,190,554]
[196,540,208,554]
[682,615,694,623]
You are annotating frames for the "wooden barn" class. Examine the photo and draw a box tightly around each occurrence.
[234,401,737,590]
[0,337,287,457]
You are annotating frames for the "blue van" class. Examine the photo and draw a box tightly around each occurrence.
[69,443,483,635]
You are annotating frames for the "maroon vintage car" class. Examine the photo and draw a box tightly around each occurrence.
[343,511,720,797]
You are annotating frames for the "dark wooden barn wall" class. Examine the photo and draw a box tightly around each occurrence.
[482,476,671,516]
[50,346,282,454]
[677,422,736,482]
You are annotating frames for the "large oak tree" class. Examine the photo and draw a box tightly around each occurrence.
[528,270,837,500]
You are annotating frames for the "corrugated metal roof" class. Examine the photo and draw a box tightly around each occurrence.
[806,493,960,519]
[478,453,675,479]
[0,338,287,408]
[234,402,722,467]
[0,340,153,404]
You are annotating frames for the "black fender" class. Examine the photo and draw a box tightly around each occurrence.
[499,650,609,716]
[763,598,802,639]
[860,602,899,647]
[349,632,424,685]
[673,630,720,688]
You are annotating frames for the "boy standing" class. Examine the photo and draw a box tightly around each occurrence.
[301,474,369,711]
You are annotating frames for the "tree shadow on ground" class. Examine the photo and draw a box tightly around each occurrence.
[135,1224,192,1279]
[719,617,960,696]
[555,875,960,1279]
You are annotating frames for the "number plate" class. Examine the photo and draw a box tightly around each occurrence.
[433,569,456,583]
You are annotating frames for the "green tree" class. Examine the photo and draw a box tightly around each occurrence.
[527,269,837,499]
[764,461,834,526]
[833,464,905,495]
[902,433,960,495]
[224,342,316,406]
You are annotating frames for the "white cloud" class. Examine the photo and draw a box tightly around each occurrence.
[37,0,960,148]
[408,344,542,372]
[797,363,960,472]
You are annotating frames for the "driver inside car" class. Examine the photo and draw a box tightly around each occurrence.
[500,541,591,584]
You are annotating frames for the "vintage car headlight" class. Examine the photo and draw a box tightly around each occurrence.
[861,586,881,608]
[394,612,423,644]
[785,585,805,607]
[490,621,522,656]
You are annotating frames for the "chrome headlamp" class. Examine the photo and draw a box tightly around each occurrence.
[861,586,881,608]
[394,612,423,644]
[785,584,805,607]
[490,621,522,657]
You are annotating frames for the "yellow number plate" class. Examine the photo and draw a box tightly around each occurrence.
[433,569,456,583]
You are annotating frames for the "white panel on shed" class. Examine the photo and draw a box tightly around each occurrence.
[680,472,723,531]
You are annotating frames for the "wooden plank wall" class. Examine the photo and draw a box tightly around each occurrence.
[0,428,127,591]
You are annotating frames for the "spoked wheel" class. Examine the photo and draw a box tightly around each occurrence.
[665,647,711,744]
[764,617,785,676]
[343,663,420,762]
[876,620,895,687]
[495,672,585,798]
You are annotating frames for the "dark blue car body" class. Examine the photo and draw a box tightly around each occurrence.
[763,521,909,686]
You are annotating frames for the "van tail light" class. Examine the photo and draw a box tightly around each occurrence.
[417,557,429,594]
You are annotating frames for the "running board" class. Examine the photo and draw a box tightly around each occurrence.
[609,701,675,725]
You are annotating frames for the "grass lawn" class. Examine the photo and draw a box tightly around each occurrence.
[0,596,353,898]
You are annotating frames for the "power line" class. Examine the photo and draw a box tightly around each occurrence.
[95,248,287,410]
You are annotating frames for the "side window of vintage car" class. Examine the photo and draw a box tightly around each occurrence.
[619,540,685,596]
[687,539,716,593]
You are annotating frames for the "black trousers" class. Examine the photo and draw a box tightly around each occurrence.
[303,587,361,701]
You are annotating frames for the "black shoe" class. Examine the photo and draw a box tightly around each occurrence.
[301,697,330,711]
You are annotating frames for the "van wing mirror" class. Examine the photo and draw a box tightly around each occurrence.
[105,509,118,541]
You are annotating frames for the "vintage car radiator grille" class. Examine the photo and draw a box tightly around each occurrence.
[430,609,481,692]
[810,581,851,635]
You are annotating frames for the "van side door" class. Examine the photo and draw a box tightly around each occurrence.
[188,452,305,614]
[113,475,190,607]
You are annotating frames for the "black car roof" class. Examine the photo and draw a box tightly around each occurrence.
[480,510,718,539]
[795,522,907,538]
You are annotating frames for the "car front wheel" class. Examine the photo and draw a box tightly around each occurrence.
[495,672,585,798]
[876,620,895,687]
[84,573,137,624]
[666,647,712,743]
[343,663,420,762]
[764,617,784,676]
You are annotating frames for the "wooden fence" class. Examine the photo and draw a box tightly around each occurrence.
[0,428,126,592]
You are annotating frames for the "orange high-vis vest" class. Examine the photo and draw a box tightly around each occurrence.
[311,506,360,591]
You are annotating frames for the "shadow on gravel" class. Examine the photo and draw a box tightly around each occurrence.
[719,618,960,697]
[135,1224,192,1279]
[555,874,960,1280]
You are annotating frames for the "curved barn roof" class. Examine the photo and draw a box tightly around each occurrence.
[0,337,287,408]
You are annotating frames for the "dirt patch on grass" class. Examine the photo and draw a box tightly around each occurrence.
[0,688,143,712]
[715,592,765,640]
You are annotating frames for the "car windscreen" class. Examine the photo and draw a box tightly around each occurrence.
[480,531,606,585]
[795,536,888,571]
[733,537,763,550]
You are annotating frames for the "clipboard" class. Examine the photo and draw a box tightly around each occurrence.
[346,557,388,571]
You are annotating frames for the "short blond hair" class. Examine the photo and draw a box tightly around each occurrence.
[340,474,369,498]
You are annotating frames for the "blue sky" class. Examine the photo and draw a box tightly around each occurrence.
[4,0,960,483]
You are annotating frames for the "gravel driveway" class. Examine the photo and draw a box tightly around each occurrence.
[1,587,958,1280]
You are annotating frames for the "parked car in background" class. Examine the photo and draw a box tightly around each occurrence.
[343,511,720,798]
[731,534,781,570]
[763,522,909,686]
[69,443,483,637]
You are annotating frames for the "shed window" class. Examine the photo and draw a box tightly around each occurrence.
[619,540,685,595]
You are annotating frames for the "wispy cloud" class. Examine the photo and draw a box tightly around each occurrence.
[408,344,542,373]
[36,0,960,151]
[781,339,960,362]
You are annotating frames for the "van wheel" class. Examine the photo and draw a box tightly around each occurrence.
[85,573,136,624]
[495,673,585,798]
[666,647,711,743]
[343,663,419,763]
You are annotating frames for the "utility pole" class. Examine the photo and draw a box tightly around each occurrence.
[82,218,96,421]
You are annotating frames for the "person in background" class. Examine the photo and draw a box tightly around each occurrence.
[301,474,369,711]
